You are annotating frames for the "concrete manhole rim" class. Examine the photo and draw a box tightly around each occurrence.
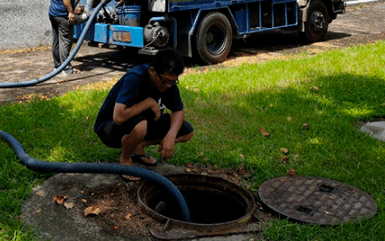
[258,176,378,226]
[137,173,257,232]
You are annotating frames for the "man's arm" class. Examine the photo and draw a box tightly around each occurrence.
[63,0,75,24]
[113,98,160,125]
[158,109,185,160]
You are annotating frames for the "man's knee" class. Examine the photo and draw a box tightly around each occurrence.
[177,130,194,143]
[131,120,148,139]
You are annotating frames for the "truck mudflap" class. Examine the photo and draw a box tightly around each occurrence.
[73,23,144,48]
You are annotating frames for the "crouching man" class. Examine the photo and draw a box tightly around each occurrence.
[94,48,194,180]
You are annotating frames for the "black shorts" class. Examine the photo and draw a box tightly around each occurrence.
[97,113,194,148]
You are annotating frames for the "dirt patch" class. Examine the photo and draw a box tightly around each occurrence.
[76,164,269,236]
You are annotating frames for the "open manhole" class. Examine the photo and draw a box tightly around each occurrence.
[138,174,259,238]
[258,176,378,225]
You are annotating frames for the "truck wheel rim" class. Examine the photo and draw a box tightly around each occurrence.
[205,24,227,55]
[310,11,325,32]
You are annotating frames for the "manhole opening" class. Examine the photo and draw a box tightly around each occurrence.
[138,174,256,231]
[146,185,247,223]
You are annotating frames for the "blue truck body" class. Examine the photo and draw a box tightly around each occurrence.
[73,0,345,64]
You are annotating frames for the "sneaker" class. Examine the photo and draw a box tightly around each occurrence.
[62,67,81,76]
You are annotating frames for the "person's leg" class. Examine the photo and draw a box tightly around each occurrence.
[57,16,74,70]
[119,120,147,165]
[119,120,148,181]
[49,17,60,69]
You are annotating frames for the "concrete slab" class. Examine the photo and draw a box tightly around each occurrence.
[360,121,385,142]
[20,163,261,241]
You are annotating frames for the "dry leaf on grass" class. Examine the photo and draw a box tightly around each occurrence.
[260,127,270,137]
[84,206,101,216]
[311,86,319,91]
[287,168,296,177]
[281,156,289,163]
[280,148,289,154]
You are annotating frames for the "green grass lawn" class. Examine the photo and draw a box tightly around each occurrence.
[1,40,385,240]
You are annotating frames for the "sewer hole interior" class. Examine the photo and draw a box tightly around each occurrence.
[147,188,247,224]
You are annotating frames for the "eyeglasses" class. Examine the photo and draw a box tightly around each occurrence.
[158,73,179,86]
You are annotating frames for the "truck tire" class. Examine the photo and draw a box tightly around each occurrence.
[303,0,329,42]
[195,12,232,64]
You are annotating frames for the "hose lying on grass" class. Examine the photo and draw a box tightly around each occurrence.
[0,130,191,222]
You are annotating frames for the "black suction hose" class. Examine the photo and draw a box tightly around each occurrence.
[0,130,192,222]
[0,0,109,88]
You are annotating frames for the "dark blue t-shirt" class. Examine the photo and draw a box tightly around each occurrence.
[94,64,184,134]
[49,0,75,17]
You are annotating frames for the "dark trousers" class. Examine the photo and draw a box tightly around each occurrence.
[49,16,74,70]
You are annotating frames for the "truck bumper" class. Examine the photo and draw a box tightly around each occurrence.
[73,23,144,48]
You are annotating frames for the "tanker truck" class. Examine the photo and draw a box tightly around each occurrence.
[73,0,345,64]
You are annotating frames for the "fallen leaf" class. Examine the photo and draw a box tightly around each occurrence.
[125,213,132,220]
[53,194,68,205]
[240,154,245,159]
[280,148,289,154]
[281,156,289,163]
[325,211,330,215]
[113,225,119,230]
[302,123,309,130]
[81,199,87,203]
[84,206,101,216]
[260,127,270,137]
[287,116,292,122]
[287,168,295,177]
[35,209,41,214]
[32,186,42,191]
[186,168,192,173]
[64,201,74,209]
[311,86,319,91]
[36,191,45,197]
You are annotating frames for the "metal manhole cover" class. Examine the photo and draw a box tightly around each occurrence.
[258,176,377,225]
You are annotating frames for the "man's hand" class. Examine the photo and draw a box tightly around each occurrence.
[158,134,176,160]
[68,12,75,24]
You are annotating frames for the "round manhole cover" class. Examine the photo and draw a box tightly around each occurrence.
[258,176,377,225]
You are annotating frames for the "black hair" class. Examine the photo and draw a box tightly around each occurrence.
[150,48,184,75]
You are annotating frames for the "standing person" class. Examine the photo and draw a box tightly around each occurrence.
[94,48,194,180]
[49,0,80,76]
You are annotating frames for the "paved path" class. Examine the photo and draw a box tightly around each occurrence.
[0,1,384,106]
